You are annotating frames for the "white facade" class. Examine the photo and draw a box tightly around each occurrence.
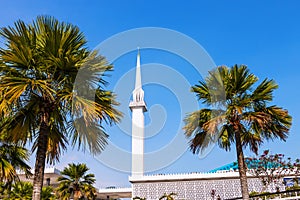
[130,172,263,200]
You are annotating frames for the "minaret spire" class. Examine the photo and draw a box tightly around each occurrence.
[132,48,145,103]
[129,49,147,179]
[135,47,141,90]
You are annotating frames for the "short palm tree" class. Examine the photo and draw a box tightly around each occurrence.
[0,141,31,185]
[41,186,55,200]
[0,182,9,199]
[0,116,31,185]
[82,184,97,200]
[8,181,33,200]
[56,163,96,200]
[0,16,121,200]
[184,65,292,199]
[159,192,177,200]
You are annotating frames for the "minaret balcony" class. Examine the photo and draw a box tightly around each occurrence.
[129,101,147,112]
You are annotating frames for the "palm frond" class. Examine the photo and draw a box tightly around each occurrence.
[69,118,108,155]
[184,64,292,156]
[0,15,122,168]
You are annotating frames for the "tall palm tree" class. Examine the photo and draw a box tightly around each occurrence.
[159,192,177,200]
[56,163,96,200]
[184,65,292,199]
[0,16,121,200]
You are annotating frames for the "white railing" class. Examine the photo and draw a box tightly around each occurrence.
[98,187,132,193]
[129,170,257,182]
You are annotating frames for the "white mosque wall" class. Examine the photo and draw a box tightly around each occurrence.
[129,172,286,200]
[131,178,260,199]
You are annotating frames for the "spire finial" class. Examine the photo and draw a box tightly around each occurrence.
[135,48,141,90]
[129,48,147,111]
[133,48,144,102]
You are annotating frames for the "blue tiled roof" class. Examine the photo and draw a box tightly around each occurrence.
[209,162,238,173]
[209,159,281,173]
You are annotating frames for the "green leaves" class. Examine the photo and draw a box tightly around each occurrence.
[8,181,33,200]
[57,163,96,200]
[184,64,291,199]
[159,192,177,200]
[184,64,292,154]
[0,142,31,183]
[0,16,121,198]
[252,78,278,103]
[0,15,121,162]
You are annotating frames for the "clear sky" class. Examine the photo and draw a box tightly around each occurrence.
[1,0,300,189]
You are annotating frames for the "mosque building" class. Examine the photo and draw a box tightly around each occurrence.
[97,51,268,200]
[19,51,293,200]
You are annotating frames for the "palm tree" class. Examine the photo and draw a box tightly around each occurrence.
[0,142,31,187]
[0,182,9,199]
[0,114,31,186]
[159,192,177,200]
[56,163,96,200]
[0,16,121,200]
[8,181,33,200]
[82,184,97,200]
[41,186,55,200]
[184,65,292,199]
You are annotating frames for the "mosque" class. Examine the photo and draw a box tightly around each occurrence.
[97,51,267,200]
[18,51,291,200]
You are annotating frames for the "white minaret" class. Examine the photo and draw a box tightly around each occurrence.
[129,49,147,178]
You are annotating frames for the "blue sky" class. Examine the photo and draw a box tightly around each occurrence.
[1,1,300,188]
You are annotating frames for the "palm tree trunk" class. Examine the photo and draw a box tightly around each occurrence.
[235,130,250,200]
[32,121,49,200]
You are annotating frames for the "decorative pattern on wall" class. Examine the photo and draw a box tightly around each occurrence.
[132,178,263,200]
